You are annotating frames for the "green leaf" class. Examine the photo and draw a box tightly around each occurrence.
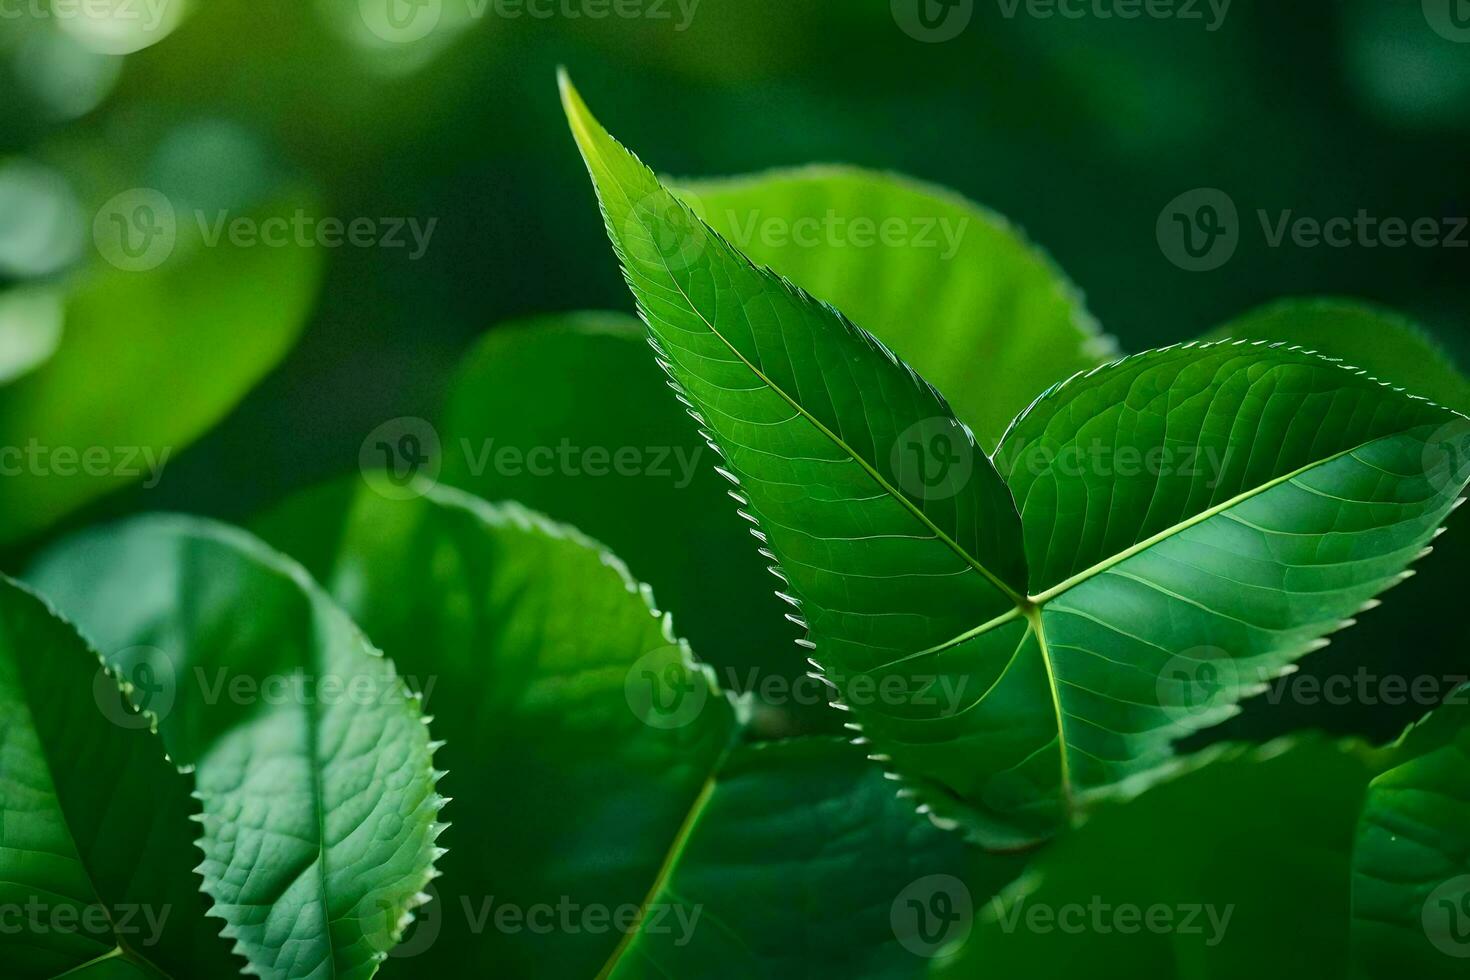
[1352,688,1470,977]
[0,575,240,979]
[26,517,446,979]
[934,694,1470,979]
[932,737,1379,980]
[676,166,1116,450]
[255,480,987,977]
[436,312,801,726]
[560,76,1470,848]
[1204,298,1470,414]
[600,736,992,979]
[0,191,323,546]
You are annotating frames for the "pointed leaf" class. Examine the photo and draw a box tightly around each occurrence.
[27,518,445,979]
[0,576,240,978]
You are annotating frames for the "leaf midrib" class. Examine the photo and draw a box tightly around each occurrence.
[593,743,733,980]
[659,254,1027,608]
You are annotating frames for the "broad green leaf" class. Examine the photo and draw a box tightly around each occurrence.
[934,695,1470,979]
[26,517,445,979]
[1204,298,1470,414]
[437,312,800,727]
[601,736,997,979]
[0,191,323,546]
[932,737,1379,980]
[677,166,1116,450]
[0,576,239,978]
[255,479,987,977]
[560,77,1470,848]
[1352,688,1470,977]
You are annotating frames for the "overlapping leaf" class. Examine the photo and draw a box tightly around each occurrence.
[560,75,1470,847]
[27,518,445,979]
[933,737,1379,979]
[437,312,799,723]
[0,576,239,978]
[934,692,1470,979]
[1352,689,1470,977]
[256,480,985,978]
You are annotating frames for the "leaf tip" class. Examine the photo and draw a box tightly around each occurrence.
[558,69,607,171]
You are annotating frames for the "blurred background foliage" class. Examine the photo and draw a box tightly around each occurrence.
[1,0,1467,742]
